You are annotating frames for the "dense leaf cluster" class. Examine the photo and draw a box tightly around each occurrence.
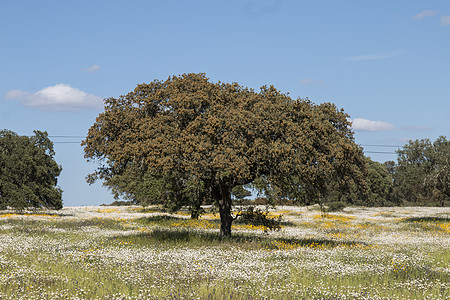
[0,130,62,210]
[392,136,449,206]
[320,136,449,207]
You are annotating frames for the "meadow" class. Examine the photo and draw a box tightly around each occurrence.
[0,205,448,300]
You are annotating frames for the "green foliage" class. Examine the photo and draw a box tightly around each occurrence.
[315,136,449,207]
[235,206,282,232]
[0,130,62,210]
[102,200,136,206]
[394,136,449,206]
[83,73,367,235]
[365,158,395,206]
[231,185,252,200]
[105,172,207,219]
[326,201,346,212]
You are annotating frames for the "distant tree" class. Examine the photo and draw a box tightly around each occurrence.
[0,130,62,210]
[231,185,252,201]
[83,73,366,236]
[383,160,396,176]
[394,136,449,206]
[422,137,449,206]
[365,158,394,206]
[319,158,394,207]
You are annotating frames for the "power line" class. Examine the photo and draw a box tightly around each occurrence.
[46,136,83,144]
[45,136,402,153]
[49,136,84,138]
[52,143,397,153]
[361,144,402,148]
[45,136,405,146]
[364,151,396,154]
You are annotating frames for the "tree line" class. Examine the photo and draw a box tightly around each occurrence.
[1,73,448,236]
[297,136,448,208]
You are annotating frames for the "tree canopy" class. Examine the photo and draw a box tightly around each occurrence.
[0,130,63,210]
[83,73,367,236]
[393,136,449,206]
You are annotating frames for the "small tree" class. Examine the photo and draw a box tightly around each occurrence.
[83,73,366,236]
[0,130,63,210]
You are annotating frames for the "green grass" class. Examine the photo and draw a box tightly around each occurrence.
[0,206,449,299]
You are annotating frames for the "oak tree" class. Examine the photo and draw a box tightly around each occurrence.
[394,136,449,206]
[0,130,63,210]
[83,73,366,236]
[365,158,394,206]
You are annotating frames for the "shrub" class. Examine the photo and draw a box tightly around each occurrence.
[102,200,136,206]
[235,206,282,232]
[326,201,346,212]
[253,197,270,205]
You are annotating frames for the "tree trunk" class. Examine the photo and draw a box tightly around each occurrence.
[212,184,233,237]
[190,198,202,219]
[190,209,200,219]
[219,204,233,237]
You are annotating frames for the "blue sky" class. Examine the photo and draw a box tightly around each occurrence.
[1,1,449,206]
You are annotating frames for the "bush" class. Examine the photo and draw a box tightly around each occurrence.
[102,200,136,206]
[235,206,282,232]
[326,201,346,212]
[253,197,270,205]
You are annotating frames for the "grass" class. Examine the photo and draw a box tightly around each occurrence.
[0,205,448,299]
[107,228,370,251]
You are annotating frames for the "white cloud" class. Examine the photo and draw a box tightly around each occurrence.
[300,78,324,85]
[351,118,395,132]
[344,50,404,62]
[441,16,450,26]
[84,64,101,73]
[5,84,103,111]
[413,10,438,20]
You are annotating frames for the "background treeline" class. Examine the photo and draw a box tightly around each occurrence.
[0,133,447,212]
[253,136,449,208]
[107,136,449,210]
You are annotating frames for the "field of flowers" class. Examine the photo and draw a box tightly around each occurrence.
[0,205,449,299]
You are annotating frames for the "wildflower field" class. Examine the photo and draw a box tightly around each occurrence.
[0,205,449,299]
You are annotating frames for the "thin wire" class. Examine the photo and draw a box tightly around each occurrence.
[364,151,396,154]
[48,136,85,138]
[53,143,397,153]
[361,144,402,148]
[46,136,403,153]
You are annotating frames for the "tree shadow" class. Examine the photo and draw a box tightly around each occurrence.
[402,216,449,223]
[0,211,73,217]
[137,215,186,223]
[112,227,370,249]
